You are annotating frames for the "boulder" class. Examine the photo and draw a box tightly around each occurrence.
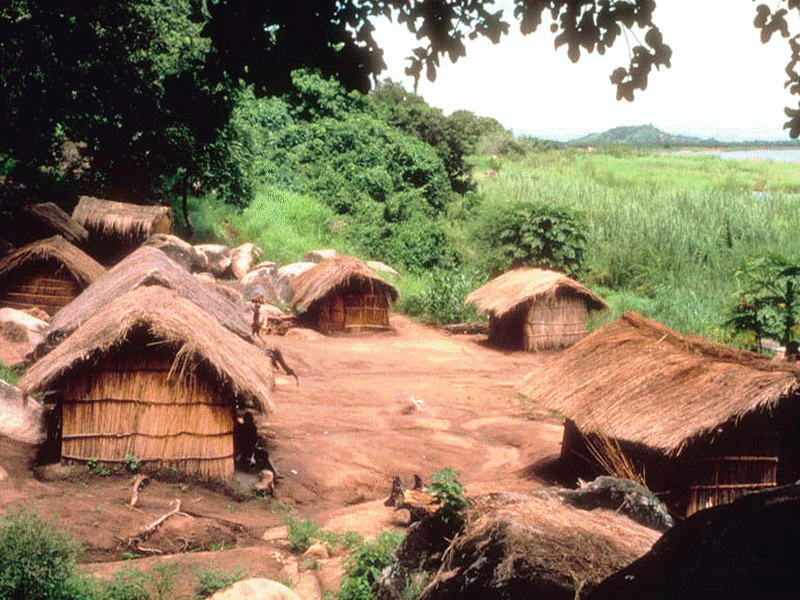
[207,578,301,600]
[230,242,263,280]
[194,244,232,278]
[0,307,47,368]
[242,265,280,305]
[366,260,400,279]
[558,476,674,532]
[273,262,315,304]
[142,234,198,271]
[586,483,800,600]
[303,249,340,263]
[0,380,44,445]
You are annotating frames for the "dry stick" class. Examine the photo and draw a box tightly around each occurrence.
[129,498,184,548]
[129,474,149,507]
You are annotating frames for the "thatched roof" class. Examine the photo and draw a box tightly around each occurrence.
[72,196,171,240]
[465,268,609,317]
[25,203,88,245]
[19,286,274,414]
[517,312,800,455]
[291,255,399,312]
[0,235,105,287]
[40,246,250,354]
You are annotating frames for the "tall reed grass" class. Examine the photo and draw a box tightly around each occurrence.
[477,151,800,338]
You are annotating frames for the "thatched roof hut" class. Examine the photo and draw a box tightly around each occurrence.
[72,196,172,264]
[519,312,800,516]
[290,255,399,334]
[20,203,89,246]
[0,236,105,317]
[37,246,250,358]
[18,286,275,480]
[465,268,609,351]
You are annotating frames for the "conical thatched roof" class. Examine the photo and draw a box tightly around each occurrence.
[25,203,88,245]
[19,286,274,414]
[517,312,800,455]
[465,268,608,317]
[290,255,399,312]
[72,196,171,240]
[0,235,105,288]
[39,246,250,356]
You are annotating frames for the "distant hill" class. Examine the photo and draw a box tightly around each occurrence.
[569,124,716,147]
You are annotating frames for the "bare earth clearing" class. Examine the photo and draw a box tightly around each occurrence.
[0,315,564,598]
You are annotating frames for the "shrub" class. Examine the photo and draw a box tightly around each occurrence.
[96,568,150,600]
[428,468,468,527]
[194,567,247,599]
[0,510,90,600]
[286,516,322,553]
[337,531,405,600]
[399,268,484,325]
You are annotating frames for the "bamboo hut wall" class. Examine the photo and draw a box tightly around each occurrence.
[525,295,588,351]
[60,350,235,480]
[0,259,82,316]
[309,281,391,333]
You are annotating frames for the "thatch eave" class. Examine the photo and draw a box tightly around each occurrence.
[72,196,171,240]
[0,235,105,287]
[19,286,274,414]
[518,312,800,455]
[25,203,89,245]
[466,268,609,318]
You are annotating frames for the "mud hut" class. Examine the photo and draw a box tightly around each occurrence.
[35,246,250,359]
[72,196,172,265]
[518,312,800,516]
[0,236,105,317]
[290,255,399,334]
[465,268,608,351]
[18,286,275,480]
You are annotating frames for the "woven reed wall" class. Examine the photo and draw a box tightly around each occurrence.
[525,296,588,351]
[60,351,234,480]
[686,430,779,516]
[0,260,81,316]
[313,288,390,333]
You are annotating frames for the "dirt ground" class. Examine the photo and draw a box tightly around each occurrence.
[0,315,565,598]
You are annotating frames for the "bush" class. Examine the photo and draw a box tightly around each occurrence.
[476,199,588,278]
[399,268,485,325]
[96,569,150,600]
[194,567,246,599]
[428,468,468,527]
[337,531,405,600]
[286,516,322,553]
[0,510,91,600]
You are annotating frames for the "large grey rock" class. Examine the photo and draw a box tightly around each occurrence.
[194,244,232,278]
[207,578,301,600]
[230,243,263,280]
[241,263,279,305]
[366,260,400,279]
[0,380,44,445]
[558,476,674,532]
[0,308,47,367]
[303,249,340,263]
[142,234,198,271]
[273,262,315,304]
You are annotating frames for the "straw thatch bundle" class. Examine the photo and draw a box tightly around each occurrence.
[465,267,608,316]
[291,255,399,312]
[18,286,274,479]
[25,203,89,245]
[72,196,172,241]
[0,236,106,316]
[38,246,250,357]
[518,312,800,456]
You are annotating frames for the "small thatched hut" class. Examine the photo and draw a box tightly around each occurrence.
[35,246,250,359]
[0,236,105,317]
[290,255,399,334]
[72,196,172,264]
[518,312,800,516]
[465,268,609,351]
[18,286,274,480]
[16,203,89,246]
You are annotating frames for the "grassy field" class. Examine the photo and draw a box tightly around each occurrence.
[474,148,800,340]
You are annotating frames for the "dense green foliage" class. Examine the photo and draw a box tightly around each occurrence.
[337,530,405,600]
[428,468,468,526]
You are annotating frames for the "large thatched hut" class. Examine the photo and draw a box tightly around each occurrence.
[72,196,172,265]
[518,312,800,516]
[290,255,399,334]
[0,236,105,317]
[18,286,274,480]
[34,246,250,359]
[465,268,609,351]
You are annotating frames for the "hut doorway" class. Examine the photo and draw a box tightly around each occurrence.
[488,303,527,350]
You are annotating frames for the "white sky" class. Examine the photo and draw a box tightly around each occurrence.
[371,1,799,142]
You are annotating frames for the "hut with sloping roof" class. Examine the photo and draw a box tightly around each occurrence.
[518,312,800,516]
[6,202,89,247]
[72,196,172,265]
[465,268,609,351]
[0,236,105,317]
[18,286,274,480]
[34,246,250,359]
[290,255,399,334]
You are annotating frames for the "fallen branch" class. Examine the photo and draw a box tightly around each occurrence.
[128,498,184,548]
[129,474,149,507]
